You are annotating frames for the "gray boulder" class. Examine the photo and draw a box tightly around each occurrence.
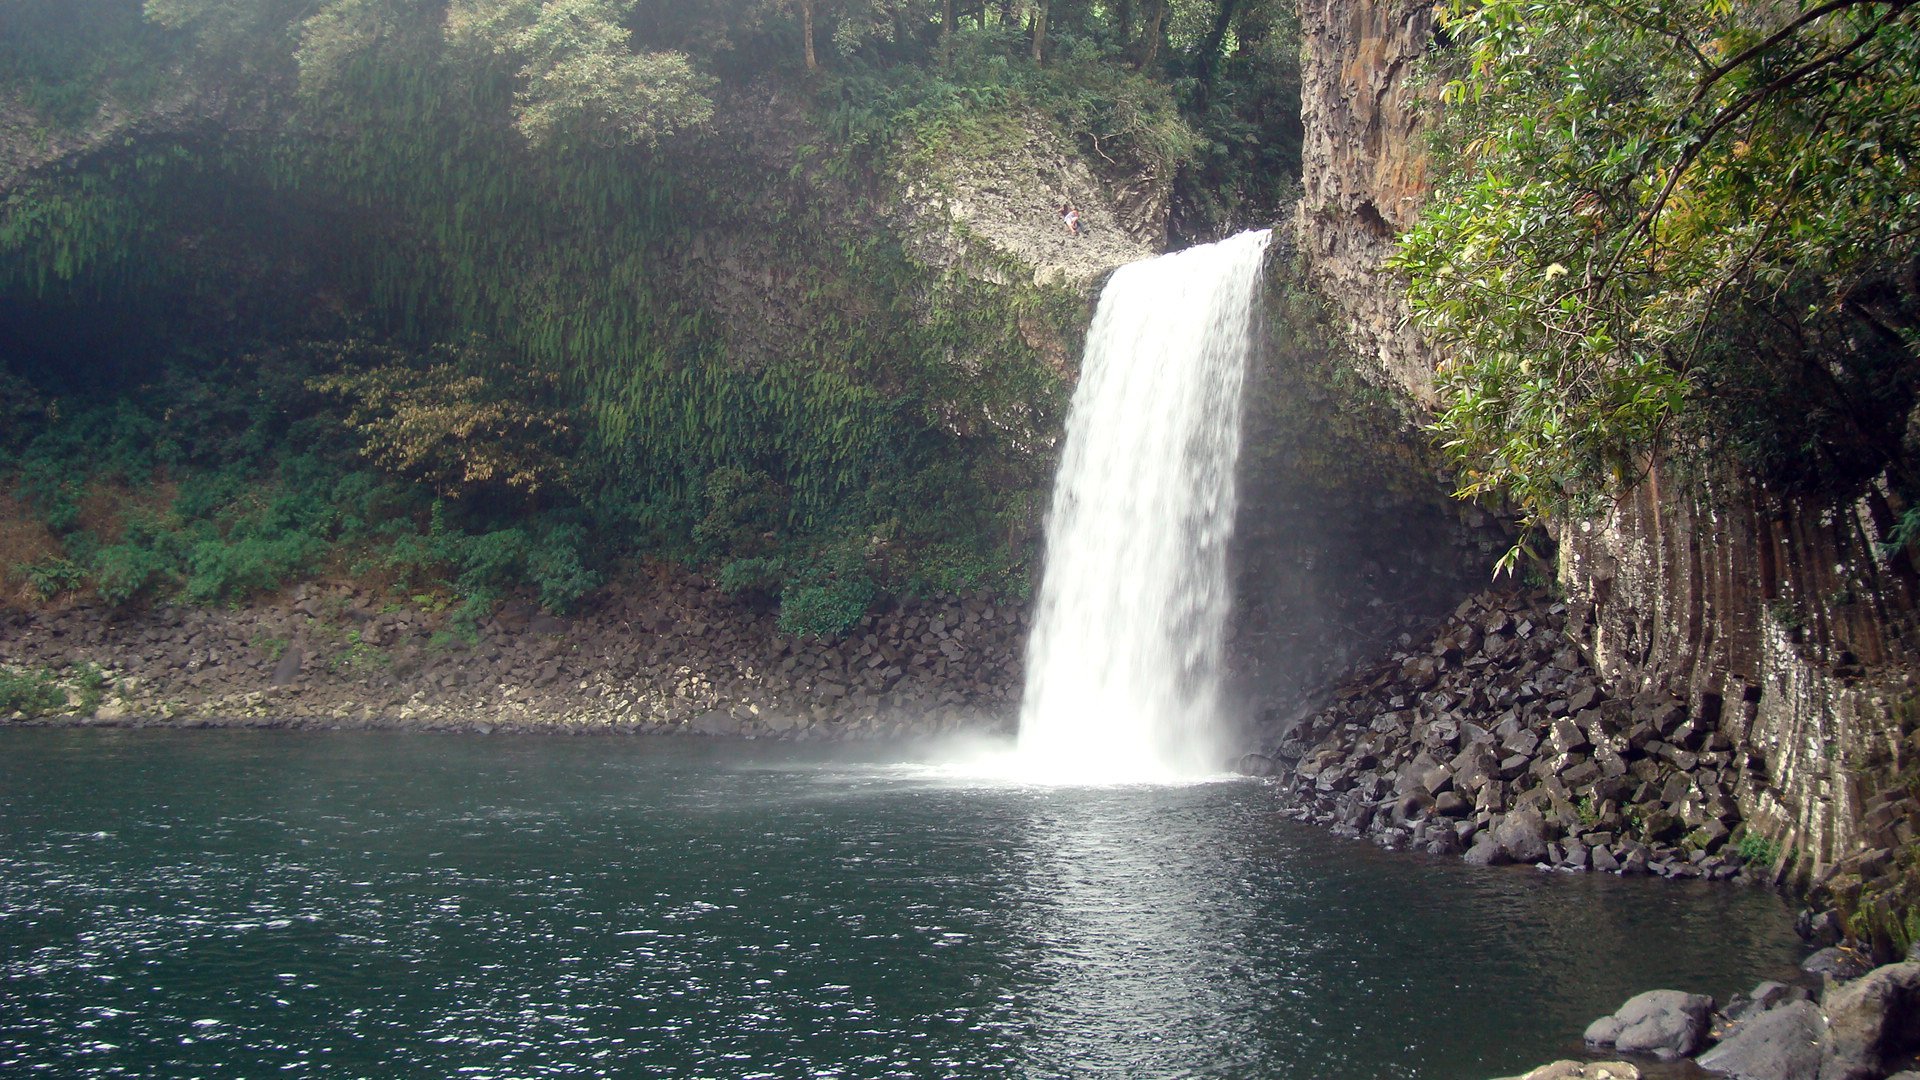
[1495,808,1551,863]
[690,711,740,736]
[1236,753,1277,777]
[1725,981,1812,1024]
[1819,961,1920,1080]
[270,643,304,686]
[1586,989,1714,1061]
[1463,832,1509,867]
[1803,947,1871,983]
[1493,1063,1640,1080]
[1696,1001,1825,1079]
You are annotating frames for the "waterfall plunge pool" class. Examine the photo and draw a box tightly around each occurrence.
[2,729,1799,1078]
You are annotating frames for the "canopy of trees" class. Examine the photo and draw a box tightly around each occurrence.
[0,0,1304,633]
[1396,0,1920,552]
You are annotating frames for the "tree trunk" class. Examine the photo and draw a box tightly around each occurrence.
[942,0,956,36]
[1195,0,1242,88]
[1030,0,1048,62]
[1136,0,1166,69]
[1116,0,1133,44]
[802,0,817,72]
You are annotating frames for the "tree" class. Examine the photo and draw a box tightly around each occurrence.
[1393,0,1920,547]
[444,0,715,148]
[800,0,819,70]
[293,0,437,96]
[309,339,579,502]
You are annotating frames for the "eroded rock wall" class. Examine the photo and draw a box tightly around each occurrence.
[1294,0,1441,403]
[1558,467,1920,882]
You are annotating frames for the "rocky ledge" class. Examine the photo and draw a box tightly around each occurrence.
[1242,587,1772,882]
[1,564,1025,738]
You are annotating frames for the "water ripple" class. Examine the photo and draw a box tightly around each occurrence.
[2,729,1801,1078]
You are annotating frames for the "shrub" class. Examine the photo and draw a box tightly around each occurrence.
[182,530,327,605]
[777,575,874,639]
[0,666,67,717]
[90,517,184,607]
[525,523,601,614]
[1735,832,1782,869]
[15,557,86,601]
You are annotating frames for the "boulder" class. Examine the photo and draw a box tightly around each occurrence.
[1695,1001,1824,1080]
[1586,989,1714,1060]
[690,711,741,736]
[1493,1062,1640,1080]
[1724,981,1812,1024]
[270,643,304,687]
[1802,947,1872,983]
[1463,832,1509,866]
[1452,742,1499,795]
[1551,718,1592,755]
[1494,808,1550,863]
[1819,961,1920,1080]
[1236,753,1277,777]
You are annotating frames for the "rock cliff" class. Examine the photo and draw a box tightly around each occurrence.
[1292,0,1920,890]
[1294,0,1440,403]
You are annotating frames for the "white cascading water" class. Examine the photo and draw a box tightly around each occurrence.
[1015,228,1271,782]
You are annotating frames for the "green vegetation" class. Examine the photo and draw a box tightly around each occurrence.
[1395,0,1920,557]
[0,665,70,718]
[1,0,1303,637]
[1734,831,1781,869]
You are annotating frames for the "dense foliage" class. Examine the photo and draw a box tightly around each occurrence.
[1395,0,1920,553]
[0,0,1303,635]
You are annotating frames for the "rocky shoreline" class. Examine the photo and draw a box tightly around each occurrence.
[1,564,1024,740]
[1242,588,1777,884]
[1497,947,1920,1079]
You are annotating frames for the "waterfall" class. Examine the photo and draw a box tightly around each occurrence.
[1015,228,1271,782]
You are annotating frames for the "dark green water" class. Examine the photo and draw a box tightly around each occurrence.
[2,729,1800,1079]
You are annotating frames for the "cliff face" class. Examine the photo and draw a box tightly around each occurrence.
[1558,468,1919,881]
[1294,0,1440,404]
[1292,0,1920,883]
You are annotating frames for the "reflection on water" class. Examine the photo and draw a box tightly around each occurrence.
[1,730,1802,1079]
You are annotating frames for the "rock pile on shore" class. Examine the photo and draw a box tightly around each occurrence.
[1497,950,1920,1079]
[1,565,1029,737]
[1245,587,1769,880]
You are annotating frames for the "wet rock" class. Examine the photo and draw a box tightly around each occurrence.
[1493,1062,1640,1080]
[1585,989,1713,1060]
[1695,1001,1824,1080]
[1818,961,1920,1080]
[1802,947,1872,983]
[688,711,739,736]
[1723,981,1810,1024]
[1494,808,1550,863]
[1236,753,1277,777]
[1463,832,1508,866]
